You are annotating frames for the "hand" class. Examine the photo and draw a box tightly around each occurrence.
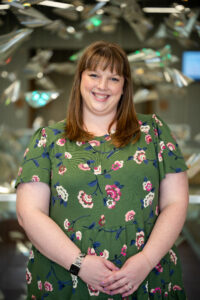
[101,252,151,297]
[78,255,119,294]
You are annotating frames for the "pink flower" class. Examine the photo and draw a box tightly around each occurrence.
[64,152,72,159]
[26,268,32,284]
[18,167,22,176]
[37,280,42,290]
[98,215,105,226]
[87,284,99,296]
[31,296,36,299]
[133,150,146,164]
[125,210,136,222]
[64,219,70,230]
[58,165,67,175]
[143,180,152,191]
[31,175,40,182]
[145,134,152,144]
[154,128,158,136]
[76,231,82,240]
[44,281,53,292]
[138,120,143,125]
[158,151,163,162]
[155,262,163,273]
[152,114,163,126]
[88,140,100,147]
[111,160,124,171]
[41,128,46,137]
[105,184,121,201]
[94,165,101,175]
[167,142,175,151]
[164,292,168,297]
[105,136,111,141]
[121,244,127,256]
[173,285,182,291]
[78,191,93,208]
[76,141,85,146]
[169,249,177,265]
[159,141,166,151]
[99,249,109,259]
[151,287,162,294]
[78,163,91,171]
[56,138,66,146]
[135,231,145,249]
[87,247,96,256]
[24,148,29,157]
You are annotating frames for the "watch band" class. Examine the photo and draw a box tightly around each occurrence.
[69,253,86,276]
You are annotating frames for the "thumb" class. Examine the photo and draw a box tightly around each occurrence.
[103,259,119,271]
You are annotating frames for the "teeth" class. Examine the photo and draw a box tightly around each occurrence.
[94,93,108,99]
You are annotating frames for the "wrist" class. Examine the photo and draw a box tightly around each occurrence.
[69,252,86,276]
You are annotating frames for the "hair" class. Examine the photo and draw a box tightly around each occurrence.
[65,40,140,148]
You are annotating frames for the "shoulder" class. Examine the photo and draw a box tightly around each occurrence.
[137,113,165,128]
[30,120,66,148]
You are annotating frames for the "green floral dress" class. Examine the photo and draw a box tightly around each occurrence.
[16,113,188,300]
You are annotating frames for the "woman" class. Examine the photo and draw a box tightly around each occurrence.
[16,41,188,299]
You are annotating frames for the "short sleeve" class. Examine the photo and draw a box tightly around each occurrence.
[152,114,188,181]
[15,127,51,188]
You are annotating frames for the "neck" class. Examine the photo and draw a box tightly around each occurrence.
[83,111,116,136]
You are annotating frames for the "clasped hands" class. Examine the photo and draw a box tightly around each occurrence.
[79,252,152,297]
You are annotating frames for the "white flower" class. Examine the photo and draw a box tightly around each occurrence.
[94,165,101,175]
[56,185,68,202]
[76,231,82,240]
[140,125,150,134]
[71,274,78,288]
[38,136,47,147]
[143,192,155,207]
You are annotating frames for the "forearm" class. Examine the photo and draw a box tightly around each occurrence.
[19,209,80,270]
[142,201,187,268]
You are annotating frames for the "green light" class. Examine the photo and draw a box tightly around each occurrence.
[89,16,102,27]
[69,54,78,61]
[156,51,160,56]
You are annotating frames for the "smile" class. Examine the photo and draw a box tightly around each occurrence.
[92,92,110,101]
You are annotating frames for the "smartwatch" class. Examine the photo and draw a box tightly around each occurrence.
[69,253,86,276]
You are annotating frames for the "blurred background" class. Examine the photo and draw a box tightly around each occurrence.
[0,0,200,299]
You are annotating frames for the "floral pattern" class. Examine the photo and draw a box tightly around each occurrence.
[15,113,188,299]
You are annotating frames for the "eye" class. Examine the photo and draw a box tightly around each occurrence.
[89,73,98,78]
[111,77,120,82]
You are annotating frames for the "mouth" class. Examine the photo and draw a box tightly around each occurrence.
[92,92,110,101]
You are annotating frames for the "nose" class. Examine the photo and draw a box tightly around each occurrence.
[97,77,108,90]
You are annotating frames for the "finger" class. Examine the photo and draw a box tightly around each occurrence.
[108,282,133,296]
[122,283,136,297]
[103,277,127,292]
[101,272,124,287]
[104,259,119,271]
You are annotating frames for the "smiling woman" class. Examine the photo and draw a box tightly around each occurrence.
[15,41,188,300]
[65,40,141,148]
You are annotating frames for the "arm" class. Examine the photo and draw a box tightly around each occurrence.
[16,182,117,292]
[101,171,189,296]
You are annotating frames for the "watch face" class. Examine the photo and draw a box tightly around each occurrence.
[69,264,80,276]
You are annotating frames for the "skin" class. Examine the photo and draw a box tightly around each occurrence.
[80,67,124,135]
[16,65,189,297]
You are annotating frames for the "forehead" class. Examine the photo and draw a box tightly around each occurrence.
[84,55,124,76]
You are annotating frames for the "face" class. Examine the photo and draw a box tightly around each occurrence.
[80,66,124,119]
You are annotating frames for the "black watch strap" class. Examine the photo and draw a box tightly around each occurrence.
[69,253,86,276]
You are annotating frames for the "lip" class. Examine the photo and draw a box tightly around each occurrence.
[92,92,110,102]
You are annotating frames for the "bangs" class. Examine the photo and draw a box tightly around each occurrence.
[84,51,124,76]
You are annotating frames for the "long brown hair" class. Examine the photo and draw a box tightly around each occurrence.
[65,40,140,147]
